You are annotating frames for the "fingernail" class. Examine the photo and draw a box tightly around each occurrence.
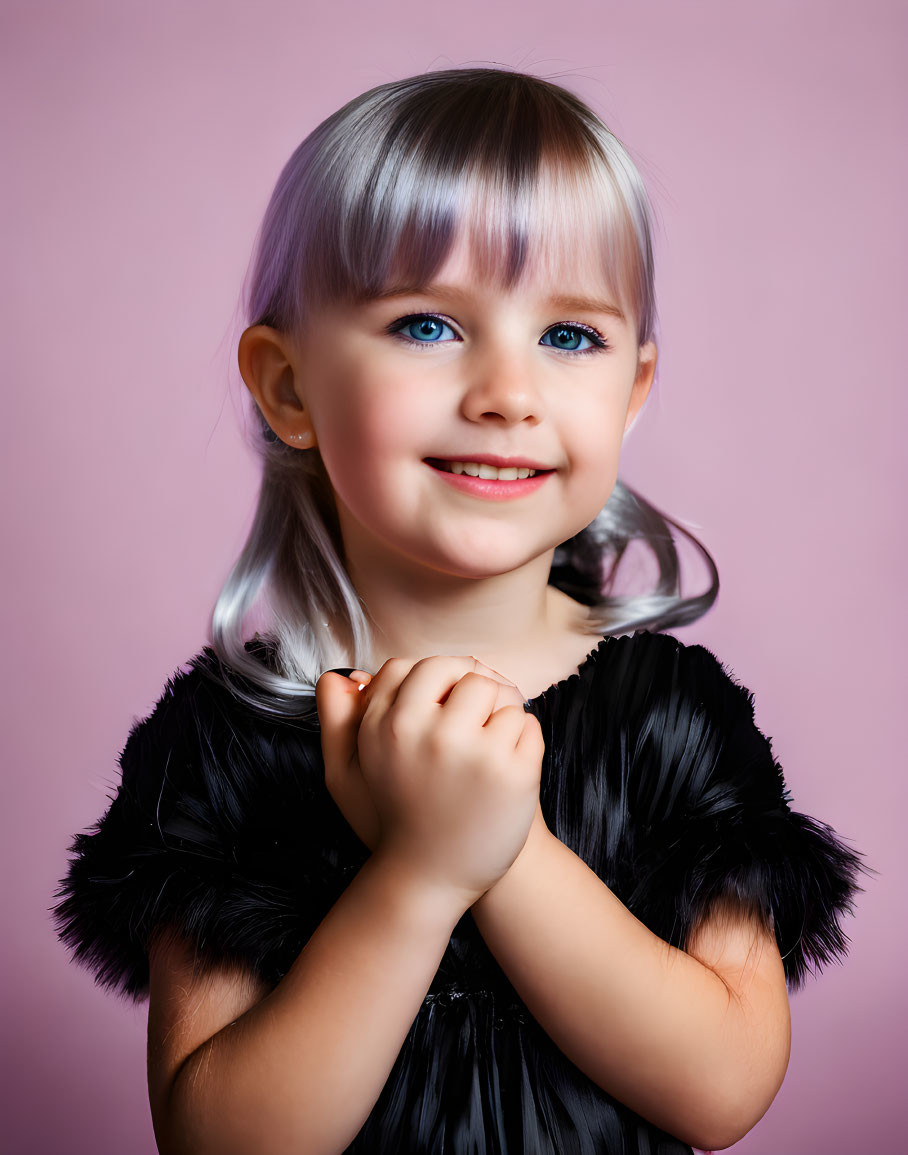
[328,667,372,691]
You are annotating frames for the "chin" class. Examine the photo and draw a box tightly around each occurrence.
[425,548,552,582]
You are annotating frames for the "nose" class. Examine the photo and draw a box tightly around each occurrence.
[459,346,545,426]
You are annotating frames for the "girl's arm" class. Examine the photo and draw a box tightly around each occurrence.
[320,661,790,1149]
[470,818,791,1153]
[149,850,469,1155]
[151,660,540,1155]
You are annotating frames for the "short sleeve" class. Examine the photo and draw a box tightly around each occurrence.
[621,637,870,991]
[50,652,344,1003]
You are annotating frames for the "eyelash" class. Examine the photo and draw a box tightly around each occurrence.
[385,313,611,356]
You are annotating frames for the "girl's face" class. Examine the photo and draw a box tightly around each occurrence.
[288,231,656,586]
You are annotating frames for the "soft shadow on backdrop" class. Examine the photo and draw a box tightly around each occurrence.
[3,2,904,1152]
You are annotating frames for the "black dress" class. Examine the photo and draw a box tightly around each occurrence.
[51,629,867,1154]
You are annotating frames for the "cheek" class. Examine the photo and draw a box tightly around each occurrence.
[326,403,420,469]
[316,368,436,465]
[312,384,427,511]
[568,405,627,471]
[309,375,378,460]
[562,411,628,514]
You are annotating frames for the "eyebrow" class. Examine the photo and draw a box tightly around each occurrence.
[370,283,627,323]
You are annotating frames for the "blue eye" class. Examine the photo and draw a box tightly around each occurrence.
[386,313,609,355]
[389,314,458,346]
[540,324,605,354]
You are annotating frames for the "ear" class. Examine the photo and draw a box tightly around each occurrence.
[624,341,657,435]
[237,324,318,449]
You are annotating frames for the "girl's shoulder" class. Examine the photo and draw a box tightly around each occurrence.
[118,637,320,797]
[545,625,823,854]
[535,628,870,990]
[51,640,334,1003]
[541,626,780,765]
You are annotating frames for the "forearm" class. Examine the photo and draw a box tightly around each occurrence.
[162,853,467,1155]
[471,824,785,1151]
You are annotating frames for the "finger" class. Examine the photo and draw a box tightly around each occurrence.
[315,671,369,774]
[469,658,522,694]
[455,660,525,710]
[391,655,493,715]
[327,667,373,690]
[446,659,524,710]
[484,703,533,748]
[440,670,503,725]
[515,711,546,760]
[358,656,420,720]
[489,679,526,711]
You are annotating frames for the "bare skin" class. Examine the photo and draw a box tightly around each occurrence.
[148,656,545,1155]
[148,852,471,1155]
[149,655,789,1154]
[148,234,790,1152]
[317,664,790,1149]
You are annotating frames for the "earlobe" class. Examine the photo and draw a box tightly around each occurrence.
[237,324,318,449]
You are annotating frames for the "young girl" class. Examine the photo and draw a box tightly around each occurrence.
[52,66,866,1155]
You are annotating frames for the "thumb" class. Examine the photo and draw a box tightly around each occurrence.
[315,669,372,772]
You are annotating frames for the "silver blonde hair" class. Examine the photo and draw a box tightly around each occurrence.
[210,66,718,715]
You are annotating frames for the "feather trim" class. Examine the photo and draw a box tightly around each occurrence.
[51,652,367,1001]
[52,632,870,1004]
[532,634,869,992]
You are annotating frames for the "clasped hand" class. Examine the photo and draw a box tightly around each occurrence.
[315,656,548,907]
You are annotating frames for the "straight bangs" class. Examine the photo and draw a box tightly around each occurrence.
[248,69,656,346]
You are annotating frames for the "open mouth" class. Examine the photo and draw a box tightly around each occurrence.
[425,458,553,481]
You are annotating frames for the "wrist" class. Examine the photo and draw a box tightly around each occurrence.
[472,804,554,913]
[366,846,479,926]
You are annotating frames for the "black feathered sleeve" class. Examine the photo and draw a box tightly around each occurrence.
[621,636,870,991]
[50,651,361,1004]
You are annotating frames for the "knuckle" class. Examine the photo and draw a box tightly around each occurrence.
[384,712,413,744]
[499,705,527,727]
[415,654,455,671]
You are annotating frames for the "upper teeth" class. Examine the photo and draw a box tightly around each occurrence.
[444,461,538,480]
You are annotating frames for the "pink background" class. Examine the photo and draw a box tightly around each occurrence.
[4,1,904,1151]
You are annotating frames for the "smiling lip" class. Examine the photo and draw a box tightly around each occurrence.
[425,457,554,501]
[427,454,554,470]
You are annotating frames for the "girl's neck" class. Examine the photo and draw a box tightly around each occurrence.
[345,548,601,701]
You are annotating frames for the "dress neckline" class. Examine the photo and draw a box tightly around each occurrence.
[523,634,615,706]
[236,631,627,707]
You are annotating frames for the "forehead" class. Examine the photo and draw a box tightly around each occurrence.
[380,223,629,323]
